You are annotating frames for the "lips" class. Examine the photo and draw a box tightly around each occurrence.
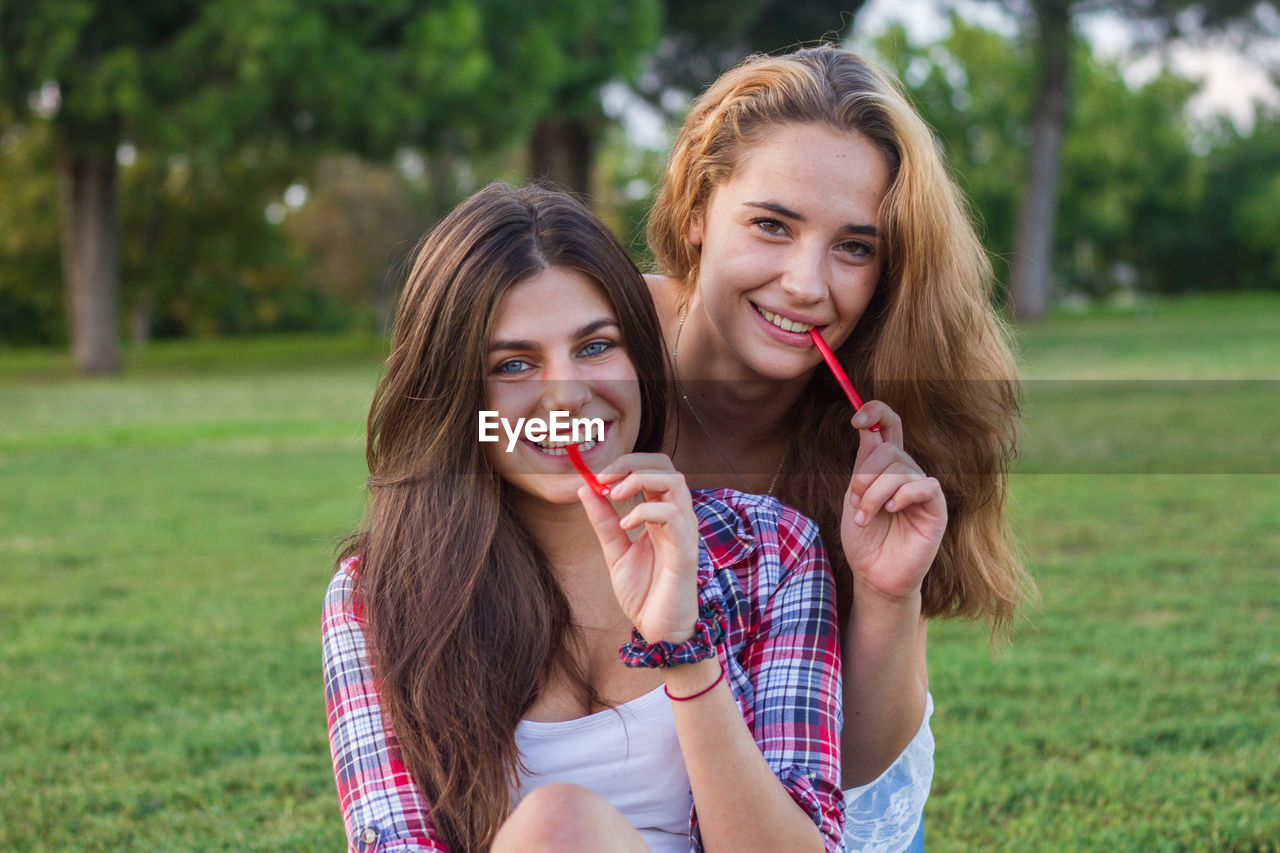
[529,437,598,456]
[753,303,819,334]
[525,422,608,457]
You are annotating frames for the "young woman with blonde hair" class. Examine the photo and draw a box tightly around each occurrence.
[646,45,1035,851]
[323,183,846,852]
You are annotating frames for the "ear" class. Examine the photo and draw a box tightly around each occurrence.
[685,209,704,249]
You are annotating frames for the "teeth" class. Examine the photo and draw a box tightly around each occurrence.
[535,438,597,455]
[757,306,815,334]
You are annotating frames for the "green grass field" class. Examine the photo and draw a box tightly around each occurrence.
[2,293,1277,851]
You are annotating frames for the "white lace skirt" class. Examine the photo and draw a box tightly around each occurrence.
[841,692,935,853]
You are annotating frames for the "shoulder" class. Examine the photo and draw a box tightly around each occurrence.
[645,273,684,328]
[691,489,829,598]
[693,488,823,555]
[323,555,364,627]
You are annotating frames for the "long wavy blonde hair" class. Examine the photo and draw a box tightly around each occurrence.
[649,46,1034,639]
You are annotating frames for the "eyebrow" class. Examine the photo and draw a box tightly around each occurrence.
[488,318,619,352]
[746,201,879,238]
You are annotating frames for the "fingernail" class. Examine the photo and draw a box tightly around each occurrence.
[852,413,868,427]
[885,498,895,510]
[854,510,866,526]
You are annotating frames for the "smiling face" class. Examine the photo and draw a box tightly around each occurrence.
[687,122,890,382]
[484,266,641,506]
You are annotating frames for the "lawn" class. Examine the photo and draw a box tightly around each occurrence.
[1,293,1276,851]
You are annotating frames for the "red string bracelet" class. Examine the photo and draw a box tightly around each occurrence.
[664,659,725,702]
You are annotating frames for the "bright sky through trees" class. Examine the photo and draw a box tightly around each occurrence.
[856,0,1280,130]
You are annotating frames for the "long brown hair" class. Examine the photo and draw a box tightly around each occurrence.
[340,183,667,852]
[648,46,1035,639]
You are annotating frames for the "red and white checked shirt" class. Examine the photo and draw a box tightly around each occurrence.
[322,488,845,852]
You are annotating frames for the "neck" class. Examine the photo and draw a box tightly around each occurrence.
[513,494,633,634]
[668,298,809,492]
[672,297,812,430]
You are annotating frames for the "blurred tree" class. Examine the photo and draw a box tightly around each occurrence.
[526,0,661,198]
[284,155,429,333]
[0,0,609,370]
[980,0,1279,320]
[116,144,339,339]
[635,0,866,109]
[1056,53,1201,296]
[873,18,1031,295]
[1195,109,1280,291]
[876,16,1208,300]
[0,114,62,344]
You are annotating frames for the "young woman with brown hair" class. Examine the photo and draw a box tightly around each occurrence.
[323,183,846,852]
[646,46,1036,851]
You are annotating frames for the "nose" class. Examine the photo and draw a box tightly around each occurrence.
[779,242,827,304]
[540,356,592,413]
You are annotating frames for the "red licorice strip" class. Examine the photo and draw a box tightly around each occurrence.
[808,328,881,432]
[566,443,611,497]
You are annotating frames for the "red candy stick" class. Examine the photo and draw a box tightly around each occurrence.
[808,328,881,432]
[566,443,611,497]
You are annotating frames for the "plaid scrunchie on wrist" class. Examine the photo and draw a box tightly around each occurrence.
[618,599,728,668]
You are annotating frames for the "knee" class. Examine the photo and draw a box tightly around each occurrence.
[493,783,620,853]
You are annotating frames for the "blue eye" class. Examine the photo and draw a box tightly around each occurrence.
[494,358,532,375]
[580,339,614,357]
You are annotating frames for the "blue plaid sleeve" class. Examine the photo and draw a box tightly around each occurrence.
[323,562,447,852]
[693,491,846,853]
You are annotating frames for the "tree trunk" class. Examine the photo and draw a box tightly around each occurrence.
[57,146,121,373]
[530,117,594,199]
[1011,1,1072,322]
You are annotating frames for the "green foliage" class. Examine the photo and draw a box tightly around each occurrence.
[638,0,866,108]
[115,145,352,339]
[0,118,62,343]
[0,1,676,346]
[0,0,572,157]
[535,0,662,119]
[873,18,1030,290]
[873,16,1280,299]
[1193,109,1280,291]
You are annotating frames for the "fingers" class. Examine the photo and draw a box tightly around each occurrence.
[577,484,630,566]
[596,452,677,482]
[617,499,688,532]
[581,451,697,562]
[851,400,903,447]
[884,477,946,519]
[849,466,933,526]
[597,454,691,506]
[850,440,919,497]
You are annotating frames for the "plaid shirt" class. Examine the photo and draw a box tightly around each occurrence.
[323,488,845,852]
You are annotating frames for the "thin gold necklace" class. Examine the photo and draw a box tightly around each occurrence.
[671,303,789,496]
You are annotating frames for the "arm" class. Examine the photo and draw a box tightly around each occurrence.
[838,403,942,786]
[840,585,928,785]
[843,692,935,852]
[681,507,844,853]
[580,463,841,853]
[322,566,447,852]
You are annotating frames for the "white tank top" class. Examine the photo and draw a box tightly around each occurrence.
[514,685,693,853]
